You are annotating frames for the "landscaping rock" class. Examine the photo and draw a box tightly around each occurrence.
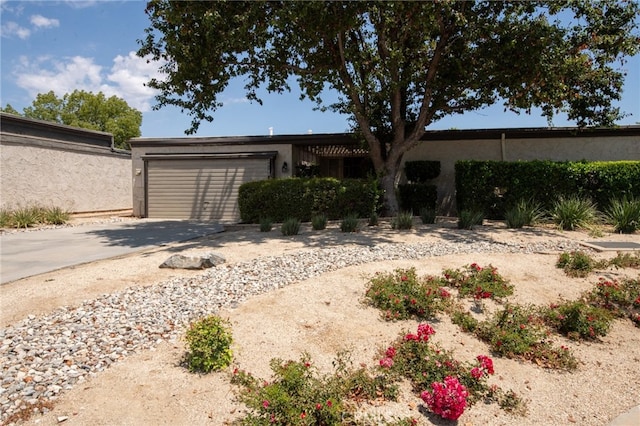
[159,252,226,270]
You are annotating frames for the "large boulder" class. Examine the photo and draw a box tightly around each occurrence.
[160,252,226,270]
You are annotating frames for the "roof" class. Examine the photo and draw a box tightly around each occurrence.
[130,125,640,148]
[0,112,115,149]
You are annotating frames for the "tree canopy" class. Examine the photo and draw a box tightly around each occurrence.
[2,90,142,150]
[138,0,639,213]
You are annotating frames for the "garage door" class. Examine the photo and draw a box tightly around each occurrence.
[146,157,272,220]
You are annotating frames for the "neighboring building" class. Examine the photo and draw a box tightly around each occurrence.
[0,113,132,213]
[131,125,640,221]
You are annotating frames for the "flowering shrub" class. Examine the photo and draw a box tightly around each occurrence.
[475,304,577,370]
[442,263,514,301]
[365,268,452,320]
[556,251,600,277]
[421,376,468,420]
[542,300,613,340]
[231,353,397,425]
[585,278,640,328]
[380,324,510,413]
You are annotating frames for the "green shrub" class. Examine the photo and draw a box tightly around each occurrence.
[281,218,301,236]
[457,210,484,229]
[404,160,441,182]
[550,196,598,230]
[391,211,414,230]
[238,178,381,223]
[504,198,544,228]
[340,214,360,233]
[450,308,479,333]
[605,196,640,233]
[231,353,397,425]
[311,213,327,230]
[43,206,70,225]
[441,263,513,301]
[364,268,452,320]
[455,160,640,220]
[398,183,437,215]
[11,206,43,228]
[419,207,437,224]
[383,323,520,409]
[608,252,640,269]
[586,278,640,316]
[184,315,233,373]
[259,217,273,232]
[0,209,13,228]
[556,251,602,277]
[541,300,613,340]
[475,304,577,370]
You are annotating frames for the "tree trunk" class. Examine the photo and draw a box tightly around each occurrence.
[380,164,400,216]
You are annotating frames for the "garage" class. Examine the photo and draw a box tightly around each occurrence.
[143,152,276,220]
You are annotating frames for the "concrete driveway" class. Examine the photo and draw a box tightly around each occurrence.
[0,220,224,284]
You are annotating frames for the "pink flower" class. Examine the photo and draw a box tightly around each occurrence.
[470,263,482,271]
[300,412,306,419]
[405,333,419,341]
[326,400,333,407]
[421,376,468,420]
[316,403,322,410]
[439,288,451,298]
[401,275,408,281]
[379,357,394,368]
[477,355,494,375]
[417,323,435,341]
[385,346,397,358]
[262,400,270,408]
[470,367,483,379]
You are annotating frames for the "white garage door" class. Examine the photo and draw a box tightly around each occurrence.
[146,157,272,220]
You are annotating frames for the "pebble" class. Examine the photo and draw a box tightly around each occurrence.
[0,238,583,421]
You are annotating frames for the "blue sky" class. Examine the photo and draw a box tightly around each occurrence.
[1,0,638,138]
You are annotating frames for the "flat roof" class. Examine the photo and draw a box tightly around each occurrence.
[130,125,640,147]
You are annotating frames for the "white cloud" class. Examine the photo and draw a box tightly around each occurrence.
[106,52,166,111]
[30,15,60,29]
[13,52,166,112]
[1,21,30,39]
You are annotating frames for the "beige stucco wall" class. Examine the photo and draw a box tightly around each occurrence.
[130,140,292,217]
[0,135,131,213]
[405,134,640,215]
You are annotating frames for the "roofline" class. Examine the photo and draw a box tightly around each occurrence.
[130,125,639,147]
[0,112,113,137]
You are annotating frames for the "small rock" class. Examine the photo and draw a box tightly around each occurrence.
[57,416,69,423]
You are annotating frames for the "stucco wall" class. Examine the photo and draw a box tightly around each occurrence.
[1,115,131,213]
[130,138,293,217]
[405,132,640,215]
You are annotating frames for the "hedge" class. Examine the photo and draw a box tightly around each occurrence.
[404,160,441,182]
[398,183,438,214]
[455,160,640,219]
[238,177,382,223]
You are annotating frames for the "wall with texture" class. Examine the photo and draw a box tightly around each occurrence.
[1,114,131,213]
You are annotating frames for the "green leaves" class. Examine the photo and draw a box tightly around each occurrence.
[138,1,639,211]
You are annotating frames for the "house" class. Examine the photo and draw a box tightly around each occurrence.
[130,125,640,221]
[0,113,132,213]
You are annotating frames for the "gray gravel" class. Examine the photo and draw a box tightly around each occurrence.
[0,238,583,422]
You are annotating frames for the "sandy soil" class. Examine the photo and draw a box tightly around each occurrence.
[1,219,639,426]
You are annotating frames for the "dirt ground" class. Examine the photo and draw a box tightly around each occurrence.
[1,219,639,425]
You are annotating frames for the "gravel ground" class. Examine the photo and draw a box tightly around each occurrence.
[1,218,638,425]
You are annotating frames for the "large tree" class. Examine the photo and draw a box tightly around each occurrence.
[5,90,142,150]
[138,0,639,213]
